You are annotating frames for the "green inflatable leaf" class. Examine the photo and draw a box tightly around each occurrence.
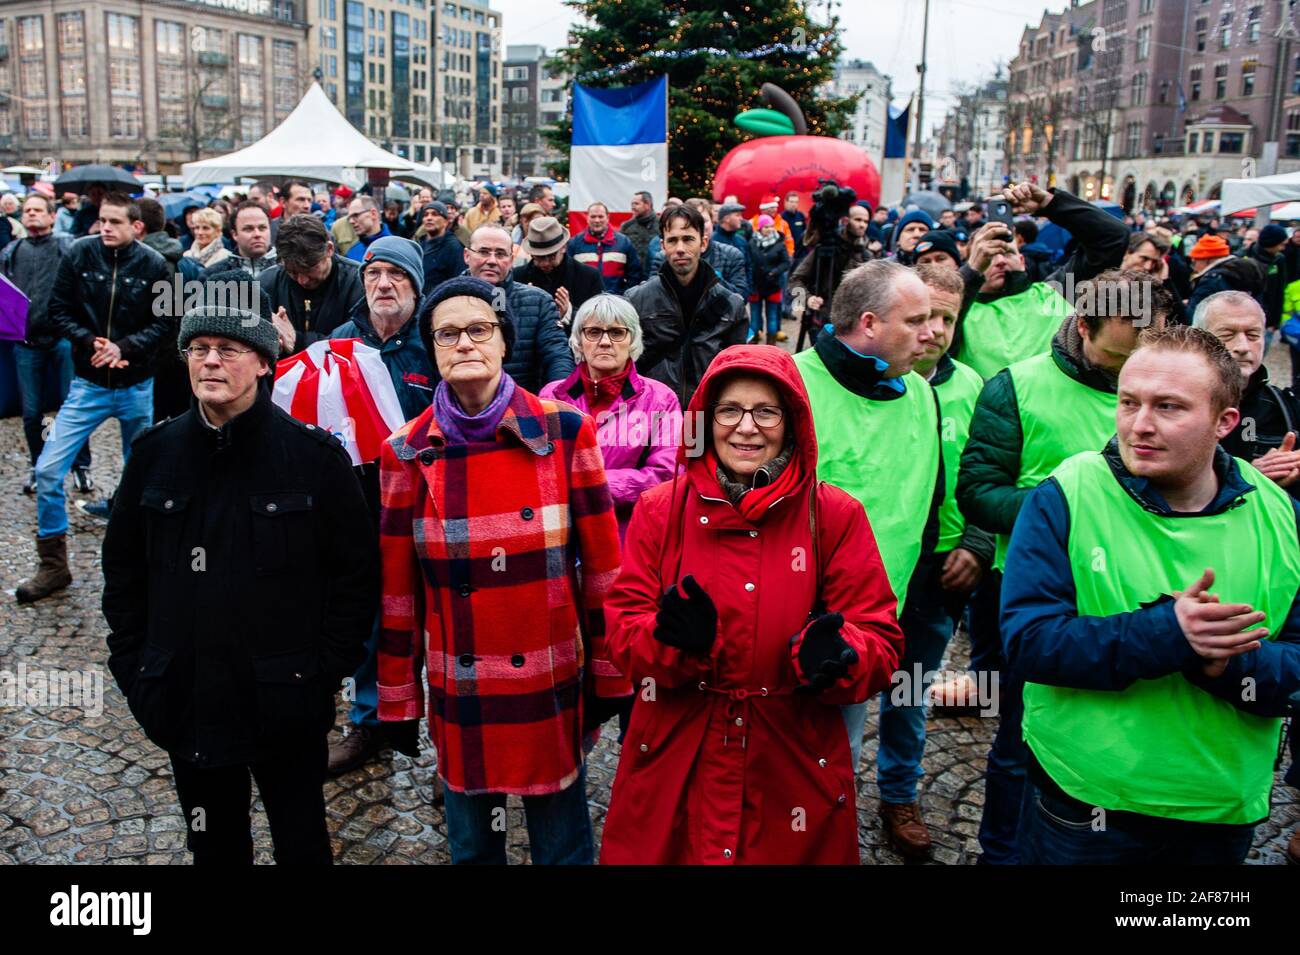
[734,108,796,137]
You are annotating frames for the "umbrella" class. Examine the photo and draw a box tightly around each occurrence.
[0,272,30,342]
[899,191,952,218]
[2,165,44,176]
[384,184,411,202]
[1091,199,1125,221]
[53,164,142,195]
[157,189,211,219]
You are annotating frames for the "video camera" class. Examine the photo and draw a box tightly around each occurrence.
[808,178,858,245]
[795,179,860,351]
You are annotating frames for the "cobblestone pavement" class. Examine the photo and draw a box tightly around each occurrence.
[1,332,1297,864]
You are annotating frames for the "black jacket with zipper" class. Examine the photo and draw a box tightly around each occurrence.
[102,387,380,766]
[47,235,173,388]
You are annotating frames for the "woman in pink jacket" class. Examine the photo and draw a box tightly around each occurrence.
[541,293,681,730]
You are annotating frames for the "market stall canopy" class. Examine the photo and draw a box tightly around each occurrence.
[180,83,428,188]
[1219,171,1300,216]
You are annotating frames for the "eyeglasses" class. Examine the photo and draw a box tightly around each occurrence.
[580,325,630,343]
[432,321,501,347]
[347,209,376,220]
[362,267,411,285]
[182,344,255,362]
[468,247,514,261]
[712,404,784,428]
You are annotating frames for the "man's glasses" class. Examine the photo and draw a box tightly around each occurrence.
[468,247,514,261]
[712,404,785,428]
[580,325,630,343]
[432,321,501,347]
[182,344,255,362]
[362,267,411,285]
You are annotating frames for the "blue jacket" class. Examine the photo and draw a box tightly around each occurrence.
[711,224,751,288]
[1002,440,1300,718]
[330,300,434,423]
[345,222,393,262]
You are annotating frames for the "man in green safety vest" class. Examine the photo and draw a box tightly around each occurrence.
[955,268,1173,864]
[873,263,994,859]
[793,259,945,775]
[1004,325,1300,864]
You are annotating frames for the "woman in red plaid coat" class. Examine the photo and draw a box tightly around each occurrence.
[600,345,904,864]
[376,277,622,865]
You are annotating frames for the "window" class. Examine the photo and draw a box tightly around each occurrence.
[1219,131,1244,153]
[1288,134,1300,158]
[1126,122,1141,155]
[1136,25,1150,61]
[61,60,85,96]
[1131,73,1147,106]
[110,102,141,139]
[1214,63,1227,99]
[1191,67,1202,101]
[1243,60,1257,97]
[274,41,298,114]
[1219,13,1232,50]
[1195,17,1207,52]
[1247,6,1262,43]
[240,113,264,142]
[1202,131,1215,153]
[62,101,87,138]
[1188,131,1199,152]
[240,70,264,107]
[107,12,138,52]
[18,16,43,54]
[24,104,50,139]
[58,12,84,51]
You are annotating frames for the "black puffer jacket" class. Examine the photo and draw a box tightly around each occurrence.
[627,260,747,406]
[103,388,379,766]
[47,236,173,388]
[1185,256,1267,320]
[0,232,74,347]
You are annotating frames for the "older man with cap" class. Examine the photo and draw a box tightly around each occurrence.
[1185,232,1267,318]
[512,216,604,328]
[103,291,379,864]
[324,235,436,774]
[417,200,465,288]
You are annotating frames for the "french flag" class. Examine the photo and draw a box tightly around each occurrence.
[568,76,668,235]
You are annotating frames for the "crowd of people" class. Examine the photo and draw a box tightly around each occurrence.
[2,173,1298,867]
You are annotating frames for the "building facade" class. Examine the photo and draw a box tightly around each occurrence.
[0,0,310,173]
[1006,0,1299,212]
[935,75,1008,198]
[502,44,565,178]
[307,0,501,177]
[827,59,891,171]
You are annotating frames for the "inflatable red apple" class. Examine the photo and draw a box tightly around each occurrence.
[712,83,881,214]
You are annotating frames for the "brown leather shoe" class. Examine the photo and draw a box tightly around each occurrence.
[16,534,71,604]
[327,725,388,776]
[1288,828,1300,865]
[880,800,933,859]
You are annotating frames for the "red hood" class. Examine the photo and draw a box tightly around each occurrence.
[680,345,818,487]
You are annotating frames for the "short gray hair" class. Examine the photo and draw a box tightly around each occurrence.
[829,259,915,334]
[569,294,644,361]
[1192,290,1265,330]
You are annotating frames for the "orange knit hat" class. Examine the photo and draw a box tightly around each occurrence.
[1189,234,1231,259]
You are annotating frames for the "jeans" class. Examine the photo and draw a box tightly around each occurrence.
[978,670,1026,864]
[347,618,380,727]
[748,299,781,337]
[170,736,332,865]
[1017,778,1255,865]
[13,340,91,470]
[442,764,594,865]
[877,555,960,804]
[36,376,153,538]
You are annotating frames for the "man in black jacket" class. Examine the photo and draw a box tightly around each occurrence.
[18,194,172,604]
[417,200,464,288]
[0,193,91,494]
[260,214,364,355]
[511,216,604,329]
[788,203,873,334]
[103,298,379,864]
[627,204,746,405]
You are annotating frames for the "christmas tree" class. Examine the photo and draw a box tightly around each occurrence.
[543,0,857,197]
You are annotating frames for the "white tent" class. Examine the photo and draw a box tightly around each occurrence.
[1219,170,1300,216]
[181,83,440,188]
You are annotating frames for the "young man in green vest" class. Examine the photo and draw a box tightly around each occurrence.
[952,182,1129,382]
[955,268,1173,863]
[1005,325,1300,863]
[793,259,945,774]
[874,263,994,858]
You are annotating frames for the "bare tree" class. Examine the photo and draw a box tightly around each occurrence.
[155,73,240,163]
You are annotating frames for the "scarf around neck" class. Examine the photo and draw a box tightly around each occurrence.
[434,373,516,444]
[579,361,631,416]
[706,438,803,523]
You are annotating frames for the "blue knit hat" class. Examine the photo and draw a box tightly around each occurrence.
[361,235,425,297]
[1259,224,1288,248]
[891,208,936,251]
[418,275,515,362]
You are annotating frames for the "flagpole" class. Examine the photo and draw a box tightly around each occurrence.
[912,0,931,192]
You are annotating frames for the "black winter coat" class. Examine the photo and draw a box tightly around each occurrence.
[103,388,380,767]
[259,254,365,353]
[627,261,747,406]
[748,233,792,297]
[47,236,173,388]
[1222,364,1300,499]
[421,233,465,289]
[511,256,605,325]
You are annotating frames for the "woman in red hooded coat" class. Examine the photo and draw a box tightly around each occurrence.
[600,345,903,864]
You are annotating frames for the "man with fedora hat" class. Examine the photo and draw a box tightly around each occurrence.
[512,216,604,328]
[103,290,379,864]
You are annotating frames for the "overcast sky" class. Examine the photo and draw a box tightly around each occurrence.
[491,0,1044,125]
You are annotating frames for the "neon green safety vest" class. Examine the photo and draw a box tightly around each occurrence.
[1022,450,1300,825]
[957,281,1072,381]
[795,346,939,603]
[933,357,984,553]
[994,351,1117,569]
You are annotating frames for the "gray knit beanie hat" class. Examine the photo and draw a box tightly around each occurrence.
[179,296,280,365]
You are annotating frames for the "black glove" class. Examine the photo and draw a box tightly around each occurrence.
[792,613,858,692]
[653,575,719,656]
[382,720,421,758]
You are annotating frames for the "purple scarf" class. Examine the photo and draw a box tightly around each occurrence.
[433,374,516,444]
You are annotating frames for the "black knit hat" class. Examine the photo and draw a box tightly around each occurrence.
[913,230,962,268]
[178,281,280,364]
[417,275,515,362]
